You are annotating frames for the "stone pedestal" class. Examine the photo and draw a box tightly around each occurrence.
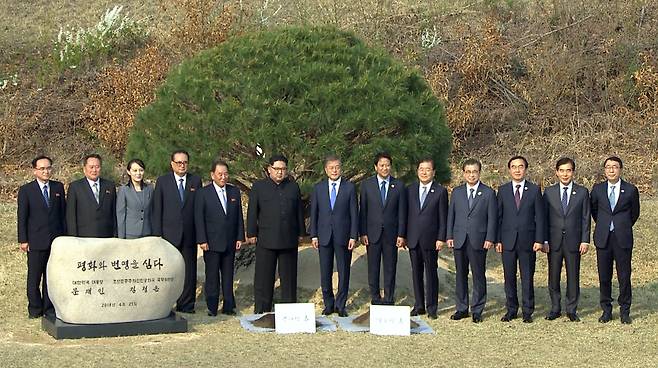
[42,312,188,339]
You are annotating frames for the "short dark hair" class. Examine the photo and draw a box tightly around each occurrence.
[418,157,435,170]
[269,154,288,166]
[211,158,229,172]
[373,152,392,166]
[170,150,189,162]
[555,157,575,171]
[604,156,623,169]
[507,155,528,169]
[32,155,53,168]
[462,158,481,171]
[83,153,102,166]
[324,154,341,166]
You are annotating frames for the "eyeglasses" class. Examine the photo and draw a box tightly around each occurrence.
[35,166,53,171]
[604,165,620,170]
[173,161,188,166]
[271,166,287,172]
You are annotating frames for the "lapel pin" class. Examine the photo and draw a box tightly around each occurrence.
[524,187,528,191]
[390,184,395,188]
[478,192,482,196]
[190,188,196,192]
[621,189,625,193]
[55,193,60,197]
[230,198,236,202]
[105,190,111,194]
[430,189,435,193]
[572,191,576,195]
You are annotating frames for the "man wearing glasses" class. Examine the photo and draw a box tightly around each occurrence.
[152,150,202,314]
[17,155,66,319]
[247,154,305,313]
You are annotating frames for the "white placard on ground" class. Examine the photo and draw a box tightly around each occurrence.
[369,305,411,336]
[274,303,316,334]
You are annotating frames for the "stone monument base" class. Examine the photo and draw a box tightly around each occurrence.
[42,312,188,339]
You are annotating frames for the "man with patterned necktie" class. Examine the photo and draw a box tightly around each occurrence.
[309,154,358,317]
[590,156,640,324]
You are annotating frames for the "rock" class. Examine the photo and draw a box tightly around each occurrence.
[47,236,184,324]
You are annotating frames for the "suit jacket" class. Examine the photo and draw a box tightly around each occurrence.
[359,175,407,244]
[309,178,359,247]
[195,183,245,252]
[590,180,640,249]
[116,183,154,239]
[447,182,497,250]
[151,172,202,248]
[66,177,117,237]
[17,180,67,250]
[406,181,448,250]
[497,180,545,250]
[246,177,305,250]
[543,182,591,252]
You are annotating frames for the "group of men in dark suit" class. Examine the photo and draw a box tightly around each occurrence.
[17,152,640,325]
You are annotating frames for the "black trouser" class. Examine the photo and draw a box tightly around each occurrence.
[502,241,536,317]
[548,242,581,315]
[318,236,352,311]
[453,237,488,316]
[254,246,298,313]
[409,246,439,314]
[366,235,398,305]
[27,249,54,317]
[203,248,236,314]
[176,244,198,312]
[596,232,632,316]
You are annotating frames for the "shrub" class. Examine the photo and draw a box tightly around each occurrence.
[126,26,452,194]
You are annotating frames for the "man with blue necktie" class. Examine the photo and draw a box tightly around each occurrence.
[359,152,407,305]
[590,156,640,324]
[309,155,358,317]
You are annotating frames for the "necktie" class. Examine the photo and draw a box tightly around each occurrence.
[609,186,616,231]
[178,178,185,202]
[92,182,100,204]
[330,182,337,210]
[380,180,387,204]
[219,187,227,214]
[420,186,428,208]
[43,185,50,207]
[514,184,521,209]
[561,187,569,214]
[468,188,475,210]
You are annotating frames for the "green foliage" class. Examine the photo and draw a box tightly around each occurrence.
[126,26,451,194]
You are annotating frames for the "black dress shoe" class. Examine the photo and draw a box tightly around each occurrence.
[207,311,217,317]
[522,315,533,323]
[428,312,438,320]
[337,309,348,317]
[450,311,469,320]
[322,308,334,316]
[545,312,561,321]
[500,313,517,322]
[28,314,42,319]
[567,313,580,322]
[410,308,426,316]
[598,312,612,323]
[472,314,483,323]
[222,310,237,316]
[621,314,632,324]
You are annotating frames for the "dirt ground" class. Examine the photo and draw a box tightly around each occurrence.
[1,200,657,367]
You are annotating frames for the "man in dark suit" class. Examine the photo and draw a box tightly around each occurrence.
[543,157,590,322]
[590,156,640,324]
[66,153,116,237]
[406,158,447,319]
[247,154,305,313]
[152,150,202,314]
[496,155,545,323]
[359,152,407,305]
[447,158,497,323]
[195,159,245,316]
[17,155,66,318]
[309,155,358,317]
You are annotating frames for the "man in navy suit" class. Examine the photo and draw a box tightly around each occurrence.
[447,158,497,323]
[152,150,202,314]
[195,159,245,316]
[405,158,448,319]
[543,157,590,322]
[17,155,66,318]
[309,155,358,317]
[496,155,545,323]
[359,152,407,305]
[66,153,116,237]
[590,156,640,324]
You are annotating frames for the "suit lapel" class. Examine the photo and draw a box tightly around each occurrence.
[212,185,227,216]
[468,185,481,215]
[564,184,579,216]
[323,179,333,212]
[613,180,627,214]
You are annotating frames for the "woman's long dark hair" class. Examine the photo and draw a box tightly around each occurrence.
[126,159,146,190]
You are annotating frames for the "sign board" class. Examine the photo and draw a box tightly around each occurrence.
[274,303,316,334]
[370,305,410,336]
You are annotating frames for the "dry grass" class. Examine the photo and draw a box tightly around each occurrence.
[0,198,657,367]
